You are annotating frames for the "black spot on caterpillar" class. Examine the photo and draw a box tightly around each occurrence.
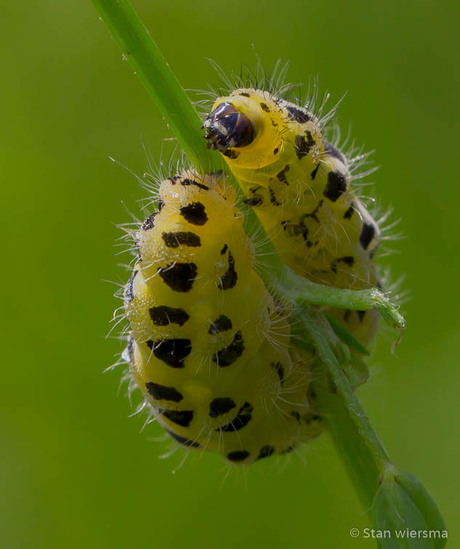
[162,409,194,428]
[226,450,250,462]
[257,445,276,460]
[213,330,245,366]
[180,202,208,226]
[149,306,190,327]
[158,262,197,293]
[323,171,347,202]
[145,382,183,403]
[208,315,233,334]
[218,401,253,432]
[209,397,236,418]
[162,231,201,248]
[218,250,238,290]
[360,223,376,250]
[147,338,192,368]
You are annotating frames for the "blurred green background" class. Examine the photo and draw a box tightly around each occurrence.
[1,1,459,547]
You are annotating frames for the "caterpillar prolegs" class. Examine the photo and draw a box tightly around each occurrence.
[124,172,322,464]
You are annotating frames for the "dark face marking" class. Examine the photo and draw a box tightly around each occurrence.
[162,409,194,427]
[218,402,253,432]
[276,164,290,185]
[227,450,250,462]
[148,338,192,368]
[218,251,237,290]
[158,199,165,211]
[145,381,183,402]
[311,163,320,180]
[239,92,250,97]
[294,131,315,160]
[125,270,137,302]
[324,171,347,202]
[286,105,312,123]
[220,243,228,255]
[158,262,197,292]
[260,102,270,112]
[162,231,201,248]
[323,140,345,162]
[269,187,282,206]
[271,361,285,384]
[204,102,255,152]
[273,147,279,155]
[257,445,276,460]
[149,306,190,327]
[142,212,157,231]
[180,202,208,226]
[360,223,376,250]
[209,397,236,418]
[213,330,245,367]
[208,314,233,335]
[166,430,201,448]
[343,202,355,219]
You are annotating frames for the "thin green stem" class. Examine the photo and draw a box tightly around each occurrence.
[92,0,219,171]
[293,308,392,509]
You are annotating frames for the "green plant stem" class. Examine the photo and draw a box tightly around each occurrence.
[92,0,219,171]
[92,0,407,520]
[293,308,393,509]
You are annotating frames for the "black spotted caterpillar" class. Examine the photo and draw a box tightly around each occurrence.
[124,171,322,464]
[204,89,381,347]
[122,86,383,465]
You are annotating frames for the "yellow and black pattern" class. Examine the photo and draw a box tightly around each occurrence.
[204,89,381,347]
[124,171,322,464]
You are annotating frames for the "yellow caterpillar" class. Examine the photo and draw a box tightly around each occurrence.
[124,171,322,464]
[203,89,381,347]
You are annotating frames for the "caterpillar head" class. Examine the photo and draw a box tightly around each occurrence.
[204,89,288,169]
[204,89,320,170]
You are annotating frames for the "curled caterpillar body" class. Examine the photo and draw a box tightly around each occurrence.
[204,89,381,347]
[124,171,322,464]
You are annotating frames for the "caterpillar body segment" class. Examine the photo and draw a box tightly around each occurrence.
[124,171,322,464]
[204,89,381,348]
